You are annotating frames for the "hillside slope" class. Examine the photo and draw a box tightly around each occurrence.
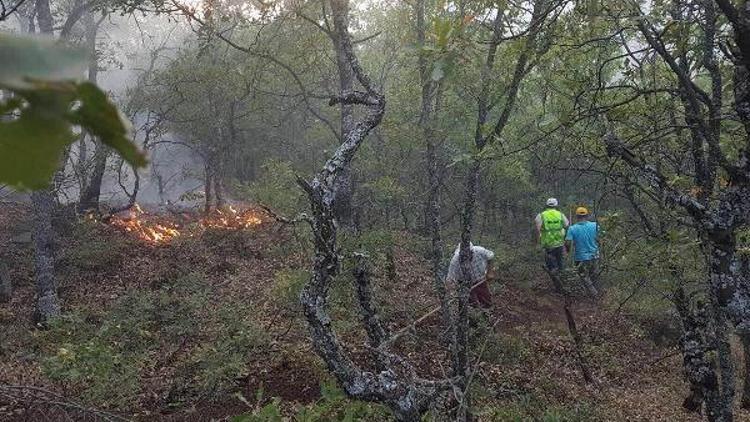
[0,203,720,421]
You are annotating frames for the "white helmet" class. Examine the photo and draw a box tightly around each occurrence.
[546,198,558,207]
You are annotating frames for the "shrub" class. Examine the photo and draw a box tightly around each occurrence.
[187,305,270,397]
[41,314,146,409]
[341,229,395,260]
[238,159,306,216]
[38,270,276,410]
[339,229,398,284]
[362,176,407,211]
[232,380,389,422]
[539,403,595,422]
[294,381,389,421]
[473,329,530,366]
[58,220,129,272]
[271,268,309,313]
[486,395,595,422]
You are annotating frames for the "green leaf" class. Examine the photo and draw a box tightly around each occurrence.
[0,97,22,114]
[447,152,474,168]
[0,81,146,190]
[0,33,87,89]
[256,399,282,421]
[71,82,147,168]
[0,92,76,189]
[0,34,147,190]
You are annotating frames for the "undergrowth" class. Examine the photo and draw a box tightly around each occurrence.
[36,272,268,409]
[232,380,390,422]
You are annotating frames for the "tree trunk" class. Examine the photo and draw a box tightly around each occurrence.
[79,146,108,213]
[415,0,452,346]
[674,286,721,417]
[712,303,736,421]
[295,2,452,420]
[741,332,750,409]
[30,0,60,324]
[331,8,356,228]
[31,190,60,324]
[214,158,225,208]
[35,0,53,34]
[0,260,11,303]
[454,3,551,417]
[353,254,388,351]
[706,230,742,421]
[204,162,213,215]
[455,160,481,422]
[76,11,107,214]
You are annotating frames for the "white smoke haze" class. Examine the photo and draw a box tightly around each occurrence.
[100,134,207,208]
[1,13,213,209]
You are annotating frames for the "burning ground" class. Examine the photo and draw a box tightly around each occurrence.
[0,202,716,421]
[106,204,264,244]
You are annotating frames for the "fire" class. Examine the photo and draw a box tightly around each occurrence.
[109,204,181,244]
[107,203,264,244]
[201,206,264,229]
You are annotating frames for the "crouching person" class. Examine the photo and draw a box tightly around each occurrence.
[446,243,495,308]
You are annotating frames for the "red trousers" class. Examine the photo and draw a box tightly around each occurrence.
[470,280,493,308]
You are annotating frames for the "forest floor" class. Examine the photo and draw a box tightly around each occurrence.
[0,202,739,421]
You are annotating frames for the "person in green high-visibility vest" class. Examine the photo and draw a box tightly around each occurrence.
[534,198,570,276]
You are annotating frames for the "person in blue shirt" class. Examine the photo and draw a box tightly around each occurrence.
[565,206,600,298]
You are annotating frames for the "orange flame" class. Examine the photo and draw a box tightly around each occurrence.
[202,206,263,229]
[108,204,263,244]
[109,204,181,244]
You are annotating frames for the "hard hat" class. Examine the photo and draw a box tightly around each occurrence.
[546,198,558,207]
[576,206,589,216]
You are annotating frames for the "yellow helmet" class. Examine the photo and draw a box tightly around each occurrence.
[575,206,589,216]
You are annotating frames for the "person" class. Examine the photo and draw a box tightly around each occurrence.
[565,206,600,298]
[446,243,495,308]
[534,198,570,277]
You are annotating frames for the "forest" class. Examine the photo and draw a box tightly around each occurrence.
[1,0,750,420]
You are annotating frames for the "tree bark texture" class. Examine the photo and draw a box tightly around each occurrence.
[603,3,750,418]
[674,287,722,418]
[79,146,108,213]
[414,0,452,349]
[0,260,11,303]
[31,190,60,323]
[30,0,60,324]
[331,4,356,227]
[297,2,451,420]
[204,164,214,215]
[78,11,108,214]
[352,255,388,346]
[741,332,750,409]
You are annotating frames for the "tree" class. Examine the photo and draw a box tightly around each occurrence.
[598,1,750,419]
[450,1,563,415]
[77,10,111,213]
[295,2,455,420]
[1,9,147,322]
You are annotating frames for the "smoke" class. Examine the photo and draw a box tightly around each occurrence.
[100,134,206,208]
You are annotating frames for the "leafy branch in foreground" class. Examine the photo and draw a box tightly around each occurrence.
[0,33,147,190]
